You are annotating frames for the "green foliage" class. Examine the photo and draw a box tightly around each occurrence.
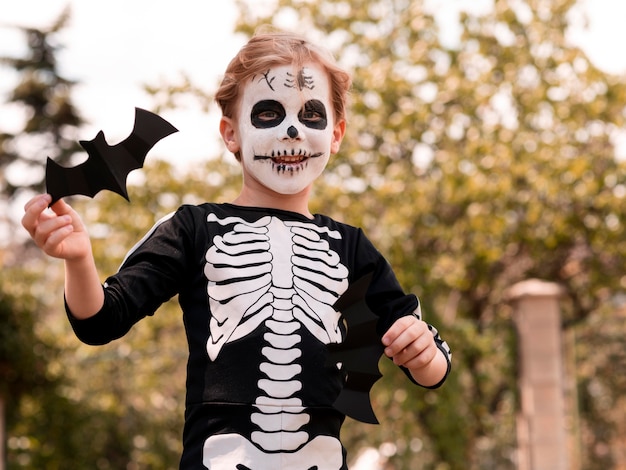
[0,271,54,401]
[236,0,626,467]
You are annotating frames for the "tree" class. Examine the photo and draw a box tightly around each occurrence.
[0,271,55,470]
[0,6,83,202]
[0,9,85,469]
[231,0,626,468]
[0,10,161,469]
[0,9,234,468]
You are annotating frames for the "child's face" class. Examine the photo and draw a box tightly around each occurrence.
[231,63,343,195]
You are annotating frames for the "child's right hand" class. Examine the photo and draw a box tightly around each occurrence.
[22,194,92,261]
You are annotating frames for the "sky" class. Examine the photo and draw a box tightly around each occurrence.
[0,0,246,170]
[0,0,625,173]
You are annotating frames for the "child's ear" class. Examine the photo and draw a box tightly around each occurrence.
[330,119,346,154]
[220,117,240,153]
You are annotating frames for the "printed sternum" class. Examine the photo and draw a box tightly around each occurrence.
[255,228,308,450]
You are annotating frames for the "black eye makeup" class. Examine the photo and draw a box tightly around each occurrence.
[250,99,328,131]
[299,100,327,130]
[251,100,286,128]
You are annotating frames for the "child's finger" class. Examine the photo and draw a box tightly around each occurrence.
[21,194,52,236]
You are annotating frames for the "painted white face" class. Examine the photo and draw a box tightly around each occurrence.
[236,63,337,195]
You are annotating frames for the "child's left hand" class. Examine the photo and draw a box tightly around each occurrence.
[382,315,447,386]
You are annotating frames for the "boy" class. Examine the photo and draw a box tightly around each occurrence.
[22,31,451,469]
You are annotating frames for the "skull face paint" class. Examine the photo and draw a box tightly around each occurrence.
[236,64,338,195]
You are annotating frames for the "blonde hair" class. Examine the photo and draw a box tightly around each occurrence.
[215,29,352,124]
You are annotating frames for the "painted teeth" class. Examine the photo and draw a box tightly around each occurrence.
[274,156,305,163]
[270,149,306,160]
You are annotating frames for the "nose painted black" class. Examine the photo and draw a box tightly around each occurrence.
[287,125,299,139]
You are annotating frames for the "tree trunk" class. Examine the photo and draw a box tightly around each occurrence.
[0,393,5,470]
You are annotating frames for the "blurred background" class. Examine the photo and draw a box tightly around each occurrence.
[1,0,625,468]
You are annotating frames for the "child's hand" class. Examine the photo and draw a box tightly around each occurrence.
[382,314,447,386]
[22,194,92,261]
[382,315,438,369]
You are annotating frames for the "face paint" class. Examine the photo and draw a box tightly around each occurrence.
[236,64,336,195]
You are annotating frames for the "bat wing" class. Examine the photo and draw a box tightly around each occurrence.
[327,272,384,424]
[46,107,178,204]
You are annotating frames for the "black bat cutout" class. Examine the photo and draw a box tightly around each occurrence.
[46,107,178,204]
[327,271,384,424]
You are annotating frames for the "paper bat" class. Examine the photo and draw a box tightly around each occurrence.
[327,271,384,424]
[45,107,178,204]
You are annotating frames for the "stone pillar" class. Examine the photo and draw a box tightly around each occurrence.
[507,279,568,470]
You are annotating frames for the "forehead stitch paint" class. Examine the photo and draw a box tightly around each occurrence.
[285,69,315,90]
[256,69,277,91]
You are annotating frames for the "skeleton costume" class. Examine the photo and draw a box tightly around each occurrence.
[67,202,451,469]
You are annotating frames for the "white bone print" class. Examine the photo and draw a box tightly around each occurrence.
[203,434,343,470]
[203,213,349,465]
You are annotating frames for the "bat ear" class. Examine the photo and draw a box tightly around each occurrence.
[220,116,240,154]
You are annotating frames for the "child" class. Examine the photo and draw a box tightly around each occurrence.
[22,30,451,470]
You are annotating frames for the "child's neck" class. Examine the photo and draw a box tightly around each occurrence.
[231,187,313,219]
